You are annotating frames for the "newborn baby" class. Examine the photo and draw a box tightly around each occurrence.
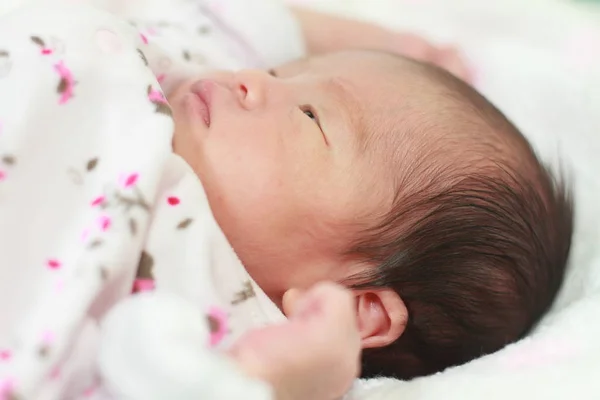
[169,50,574,381]
[0,0,573,399]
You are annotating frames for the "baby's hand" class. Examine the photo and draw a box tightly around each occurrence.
[391,32,473,83]
[293,7,473,83]
[229,282,361,400]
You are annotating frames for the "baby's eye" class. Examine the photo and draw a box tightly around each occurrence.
[300,105,328,145]
[300,105,318,124]
[303,109,316,121]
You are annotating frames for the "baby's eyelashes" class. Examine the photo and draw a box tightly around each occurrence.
[300,105,328,146]
[301,107,317,122]
[300,105,320,126]
[268,68,277,77]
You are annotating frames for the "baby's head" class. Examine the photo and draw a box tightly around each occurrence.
[168,51,573,379]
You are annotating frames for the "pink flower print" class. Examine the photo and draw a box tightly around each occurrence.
[0,350,11,361]
[132,278,155,293]
[0,377,15,399]
[83,385,98,397]
[207,306,228,347]
[139,26,160,44]
[47,259,62,270]
[148,88,166,104]
[0,155,14,180]
[54,61,75,105]
[49,366,61,380]
[91,195,105,207]
[147,85,172,116]
[167,196,180,206]
[31,36,64,56]
[31,36,53,55]
[38,331,55,359]
[98,215,111,231]
[122,172,139,188]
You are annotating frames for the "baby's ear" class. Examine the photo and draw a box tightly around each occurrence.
[354,289,407,349]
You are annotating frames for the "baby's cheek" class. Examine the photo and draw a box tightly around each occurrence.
[205,142,286,210]
[172,130,202,173]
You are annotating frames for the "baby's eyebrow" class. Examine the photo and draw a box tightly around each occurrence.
[323,77,361,128]
[279,56,310,73]
[295,56,311,67]
[326,76,375,154]
[324,77,350,104]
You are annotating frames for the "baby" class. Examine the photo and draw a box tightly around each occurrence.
[164,4,572,388]
[169,50,574,384]
[0,0,573,399]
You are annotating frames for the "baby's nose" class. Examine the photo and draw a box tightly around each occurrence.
[233,69,270,110]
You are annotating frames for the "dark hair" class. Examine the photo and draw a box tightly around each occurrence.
[345,61,574,380]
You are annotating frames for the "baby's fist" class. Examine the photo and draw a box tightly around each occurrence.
[230,282,361,400]
[391,32,473,83]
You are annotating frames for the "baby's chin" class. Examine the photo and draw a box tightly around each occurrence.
[170,116,206,179]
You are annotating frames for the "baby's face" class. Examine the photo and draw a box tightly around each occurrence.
[168,52,407,302]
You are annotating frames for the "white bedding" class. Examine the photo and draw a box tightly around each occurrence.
[294,0,600,399]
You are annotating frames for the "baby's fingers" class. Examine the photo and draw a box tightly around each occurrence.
[285,282,355,323]
[435,46,474,83]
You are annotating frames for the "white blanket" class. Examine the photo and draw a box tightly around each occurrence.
[295,0,600,399]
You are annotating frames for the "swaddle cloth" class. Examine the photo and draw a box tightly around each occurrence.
[0,2,296,399]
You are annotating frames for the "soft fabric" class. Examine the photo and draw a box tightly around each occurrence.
[0,1,301,398]
[288,0,600,399]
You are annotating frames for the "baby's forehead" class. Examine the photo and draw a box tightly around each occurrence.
[312,53,433,112]
[277,50,416,83]
[323,54,504,168]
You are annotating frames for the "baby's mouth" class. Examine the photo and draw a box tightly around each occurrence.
[190,80,214,126]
